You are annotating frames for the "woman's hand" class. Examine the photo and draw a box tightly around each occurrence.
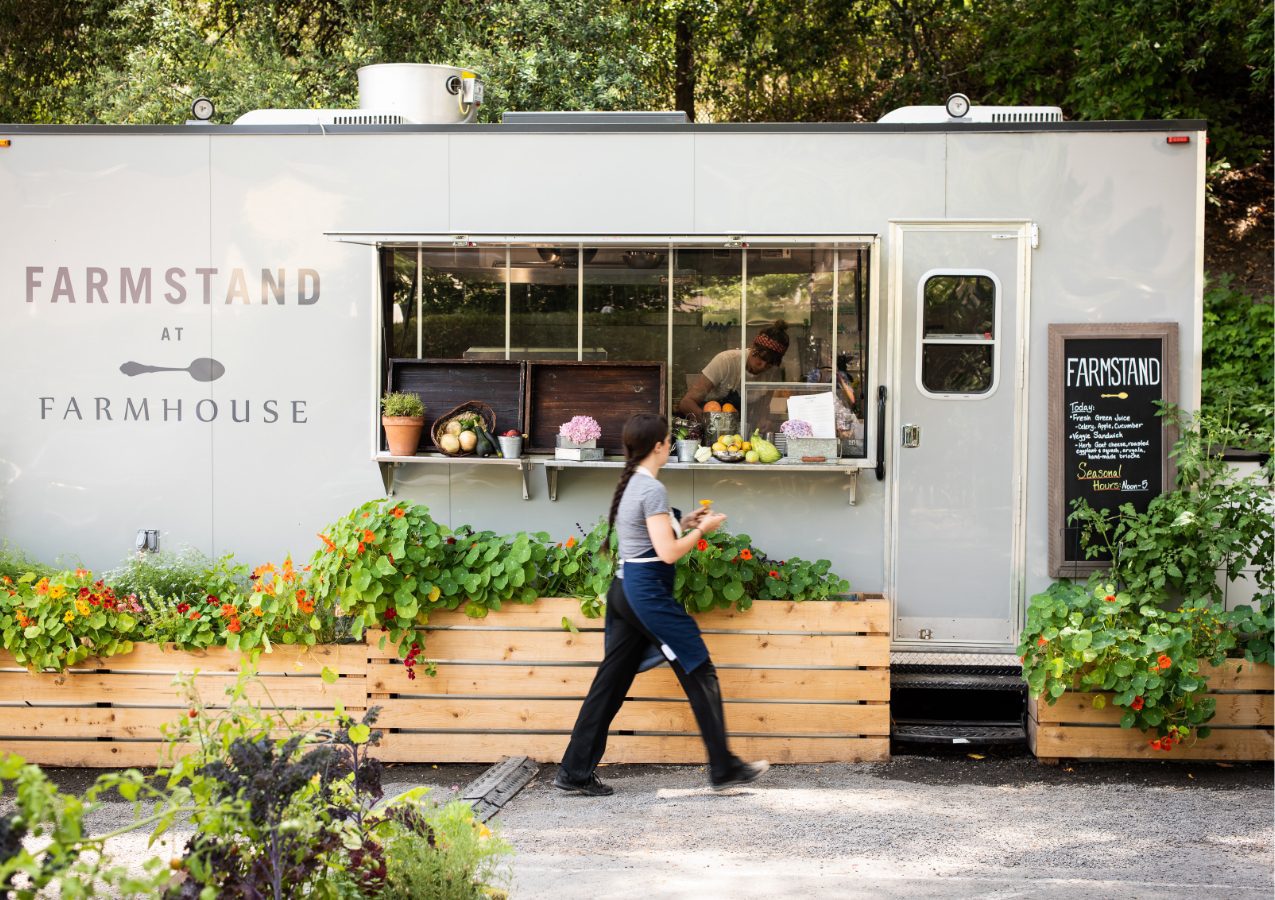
[680,507,709,530]
[697,511,727,534]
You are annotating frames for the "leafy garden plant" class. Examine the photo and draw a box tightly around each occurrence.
[380,391,425,418]
[1024,408,1274,751]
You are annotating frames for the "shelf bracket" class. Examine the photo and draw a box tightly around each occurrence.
[379,460,398,497]
[519,458,532,501]
[546,464,560,501]
[846,467,859,506]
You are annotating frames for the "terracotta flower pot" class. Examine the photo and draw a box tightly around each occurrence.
[382,416,425,457]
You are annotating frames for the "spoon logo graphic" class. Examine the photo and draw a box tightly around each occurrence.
[119,358,226,382]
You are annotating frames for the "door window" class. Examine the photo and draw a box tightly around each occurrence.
[917,271,1000,397]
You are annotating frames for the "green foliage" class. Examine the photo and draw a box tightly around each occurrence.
[0,754,173,898]
[0,545,59,584]
[380,392,425,418]
[0,570,141,671]
[377,790,513,900]
[103,547,216,603]
[676,531,849,611]
[1019,577,1272,748]
[1201,273,1274,433]
[1070,406,1273,605]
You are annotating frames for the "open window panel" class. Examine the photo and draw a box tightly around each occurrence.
[376,237,873,460]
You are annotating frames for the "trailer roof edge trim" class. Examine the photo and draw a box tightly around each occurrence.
[0,119,1207,135]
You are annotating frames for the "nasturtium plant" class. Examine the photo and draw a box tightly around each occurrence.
[0,569,140,671]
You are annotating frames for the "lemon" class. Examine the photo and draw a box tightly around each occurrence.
[745,450,760,463]
[742,441,752,451]
[711,441,727,452]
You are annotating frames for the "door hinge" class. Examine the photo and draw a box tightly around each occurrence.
[1030,223,1040,248]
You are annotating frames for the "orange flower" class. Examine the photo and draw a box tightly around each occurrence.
[189,611,202,620]
[361,513,370,519]
[739,549,753,561]
[363,530,375,543]
[296,588,307,601]
[697,539,708,552]
[1157,655,1172,670]
[1037,636,1048,647]
[34,578,49,595]
[768,570,779,578]
[1150,739,1162,750]
[251,606,264,617]
[1104,594,1117,603]
[698,499,713,507]
[565,536,578,549]
[357,542,365,554]
[74,568,90,579]
[392,506,406,518]
[318,533,337,552]
[1,576,11,584]
[227,620,242,634]
[1131,696,1145,711]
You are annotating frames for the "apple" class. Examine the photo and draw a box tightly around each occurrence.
[503,429,520,437]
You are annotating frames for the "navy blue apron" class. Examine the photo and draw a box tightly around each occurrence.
[620,549,710,674]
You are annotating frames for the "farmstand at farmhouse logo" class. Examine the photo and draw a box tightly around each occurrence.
[23,264,321,426]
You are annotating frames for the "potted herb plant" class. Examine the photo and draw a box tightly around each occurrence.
[381,391,426,457]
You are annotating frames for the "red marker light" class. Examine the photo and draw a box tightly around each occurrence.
[1166,136,1190,144]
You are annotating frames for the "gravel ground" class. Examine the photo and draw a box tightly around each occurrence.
[5,755,1271,899]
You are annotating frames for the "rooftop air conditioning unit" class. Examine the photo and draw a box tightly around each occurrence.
[233,63,483,126]
[879,93,1063,124]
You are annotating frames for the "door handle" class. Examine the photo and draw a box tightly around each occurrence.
[875,386,887,481]
[902,424,921,448]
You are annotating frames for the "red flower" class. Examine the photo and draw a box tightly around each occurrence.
[384,608,397,621]
[1104,594,1117,603]
[1131,696,1145,711]
[357,542,365,554]
[769,570,779,578]
[227,620,242,634]
[696,539,708,552]
[392,506,406,518]
[1037,636,1048,647]
[1157,655,1172,670]
[1150,739,1162,750]
[739,548,753,561]
[446,537,456,545]
[188,709,198,719]
[176,603,190,614]
[207,595,219,605]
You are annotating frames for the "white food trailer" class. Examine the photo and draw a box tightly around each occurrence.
[0,66,1204,723]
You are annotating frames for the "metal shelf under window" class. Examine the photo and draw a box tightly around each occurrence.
[376,453,865,505]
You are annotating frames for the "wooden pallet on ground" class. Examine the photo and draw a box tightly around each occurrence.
[1028,659,1274,763]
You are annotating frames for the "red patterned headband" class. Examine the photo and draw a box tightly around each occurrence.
[753,333,787,356]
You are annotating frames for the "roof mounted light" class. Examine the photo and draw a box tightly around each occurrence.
[945,93,971,119]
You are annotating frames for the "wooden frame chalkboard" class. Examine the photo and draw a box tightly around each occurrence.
[1048,323,1179,578]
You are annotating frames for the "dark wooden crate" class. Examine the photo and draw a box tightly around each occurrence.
[525,361,666,453]
[388,359,524,452]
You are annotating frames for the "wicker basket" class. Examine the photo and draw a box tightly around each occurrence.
[430,401,497,456]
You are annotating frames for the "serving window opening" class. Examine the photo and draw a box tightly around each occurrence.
[381,239,873,458]
[917,271,1000,398]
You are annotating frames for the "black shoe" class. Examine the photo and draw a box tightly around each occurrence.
[711,760,770,791]
[553,773,615,796]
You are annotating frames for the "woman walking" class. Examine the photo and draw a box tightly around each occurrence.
[555,413,770,796]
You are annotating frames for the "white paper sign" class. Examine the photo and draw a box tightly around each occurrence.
[786,392,836,438]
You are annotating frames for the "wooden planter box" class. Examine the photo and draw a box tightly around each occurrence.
[1028,660,1274,763]
[0,596,889,767]
[368,596,890,765]
[0,643,367,767]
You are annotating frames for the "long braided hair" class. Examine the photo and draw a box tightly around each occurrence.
[604,413,669,555]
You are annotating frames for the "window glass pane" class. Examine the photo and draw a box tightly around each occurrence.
[672,249,743,420]
[923,274,995,338]
[582,247,668,364]
[836,248,869,457]
[382,249,418,359]
[922,344,994,393]
[418,248,505,359]
[742,248,827,436]
[509,247,580,359]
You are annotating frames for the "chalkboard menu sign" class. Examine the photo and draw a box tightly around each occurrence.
[1048,323,1179,577]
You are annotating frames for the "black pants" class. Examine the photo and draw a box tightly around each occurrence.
[558,578,742,783]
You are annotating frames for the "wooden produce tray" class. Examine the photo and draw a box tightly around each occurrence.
[1028,659,1273,763]
[388,359,524,452]
[524,361,666,454]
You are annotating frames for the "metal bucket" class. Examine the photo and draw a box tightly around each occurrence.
[701,411,740,445]
[357,63,483,124]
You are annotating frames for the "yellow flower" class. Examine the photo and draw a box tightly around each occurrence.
[75,600,91,616]
[63,610,76,623]
[251,606,265,617]
[476,822,492,840]
[48,584,67,600]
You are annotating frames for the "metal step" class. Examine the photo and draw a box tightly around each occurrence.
[892,722,1027,745]
[460,755,540,822]
[892,671,1025,691]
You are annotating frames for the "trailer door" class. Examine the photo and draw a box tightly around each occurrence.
[889,222,1030,650]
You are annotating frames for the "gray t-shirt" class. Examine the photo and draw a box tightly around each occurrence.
[615,470,669,560]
